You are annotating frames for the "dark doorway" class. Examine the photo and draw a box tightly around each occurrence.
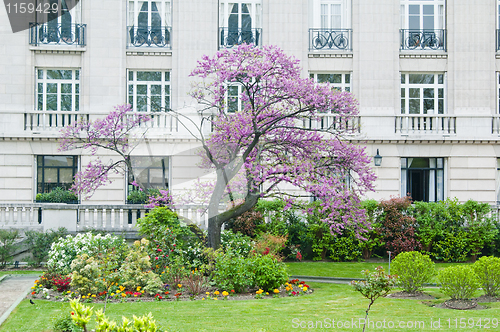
[408,169,428,202]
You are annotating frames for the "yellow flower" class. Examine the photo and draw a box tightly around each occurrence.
[266,292,269,295]
[31,286,35,289]
[214,291,219,296]
[273,289,279,294]
[121,293,126,297]
[206,292,210,295]
[303,287,308,292]
[111,293,115,296]
[116,290,121,293]
[87,293,91,296]
[141,290,144,293]
[256,289,263,294]
[92,294,96,298]
[82,296,86,299]
[202,298,205,300]
[214,298,218,300]
[136,286,141,291]
[222,291,229,297]
[177,284,182,288]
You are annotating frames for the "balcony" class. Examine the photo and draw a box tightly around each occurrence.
[24,111,178,133]
[395,114,456,135]
[29,23,86,47]
[400,29,446,51]
[127,26,171,48]
[219,28,261,48]
[303,114,360,135]
[309,29,352,51]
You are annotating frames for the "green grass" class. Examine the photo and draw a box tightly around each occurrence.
[1,283,499,332]
[0,271,41,278]
[286,261,470,280]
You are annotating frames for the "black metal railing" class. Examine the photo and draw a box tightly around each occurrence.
[127,26,171,48]
[309,29,352,51]
[400,29,446,51]
[29,22,86,46]
[219,27,261,48]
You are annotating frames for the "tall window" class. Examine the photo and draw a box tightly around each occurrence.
[36,69,80,111]
[128,71,170,112]
[401,73,444,114]
[37,156,78,194]
[400,0,444,31]
[310,73,351,92]
[219,1,262,47]
[129,156,170,191]
[311,0,351,29]
[33,0,82,44]
[128,0,171,47]
[401,157,444,202]
[226,84,242,113]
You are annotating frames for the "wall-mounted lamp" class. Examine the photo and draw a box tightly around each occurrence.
[374,149,382,166]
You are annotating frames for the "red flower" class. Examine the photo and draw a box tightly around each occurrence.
[157,249,162,252]
[71,312,74,316]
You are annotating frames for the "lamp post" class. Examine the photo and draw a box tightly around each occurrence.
[374,149,382,166]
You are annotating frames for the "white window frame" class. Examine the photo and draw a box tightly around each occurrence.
[219,0,262,29]
[128,156,171,190]
[127,70,171,112]
[36,68,80,112]
[311,0,351,29]
[400,73,446,115]
[224,83,243,113]
[310,72,352,92]
[400,0,445,30]
[128,0,171,27]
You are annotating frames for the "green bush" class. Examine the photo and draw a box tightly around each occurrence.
[473,256,500,297]
[391,251,435,293]
[307,223,335,261]
[432,231,469,262]
[220,230,254,257]
[211,251,254,293]
[52,313,79,332]
[36,187,78,203]
[25,228,68,267]
[438,265,479,300]
[328,233,363,262]
[126,189,149,204]
[251,254,288,291]
[0,229,19,268]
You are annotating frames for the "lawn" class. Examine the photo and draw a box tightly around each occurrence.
[286,261,469,280]
[1,282,499,332]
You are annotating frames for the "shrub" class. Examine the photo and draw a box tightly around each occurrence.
[53,313,79,332]
[0,229,19,267]
[126,189,149,204]
[212,251,254,293]
[378,196,421,254]
[25,228,68,267]
[358,200,384,260]
[473,256,500,297]
[70,253,106,294]
[432,231,469,262]
[391,251,435,293]
[328,233,363,262]
[438,265,479,300]
[119,239,163,295]
[307,223,335,261]
[252,232,287,260]
[36,187,78,203]
[227,210,263,238]
[285,212,311,260]
[251,254,288,291]
[47,233,128,274]
[220,230,253,257]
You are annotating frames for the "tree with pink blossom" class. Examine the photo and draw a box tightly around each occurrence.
[188,44,376,248]
[58,104,151,198]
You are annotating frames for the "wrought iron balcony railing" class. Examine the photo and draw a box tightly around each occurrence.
[309,29,352,51]
[400,29,446,51]
[127,26,171,48]
[29,23,86,46]
[219,27,261,48]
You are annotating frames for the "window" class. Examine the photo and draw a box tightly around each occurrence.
[400,0,445,50]
[128,156,170,191]
[31,0,83,45]
[36,69,80,111]
[127,0,171,47]
[219,1,262,47]
[226,84,243,113]
[37,156,78,194]
[401,157,444,202]
[310,73,351,92]
[401,73,444,114]
[309,0,351,50]
[128,71,170,112]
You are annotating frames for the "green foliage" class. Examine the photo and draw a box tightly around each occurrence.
[0,229,19,267]
[328,233,363,262]
[126,190,149,204]
[391,251,435,293]
[432,231,469,262]
[462,200,498,257]
[119,239,163,295]
[252,232,287,259]
[95,309,160,332]
[473,256,500,297]
[53,313,80,332]
[220,230,254,257]
[212,251,254,293]
[255,199,288,236]
[161,255,188,285]
[25,228,68,267]
[307,222,335,261]
[70,253,104,294]
[36,187,78,203]
[438,265,480,300]
[251,254,288,291]
[226,209,263,238]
